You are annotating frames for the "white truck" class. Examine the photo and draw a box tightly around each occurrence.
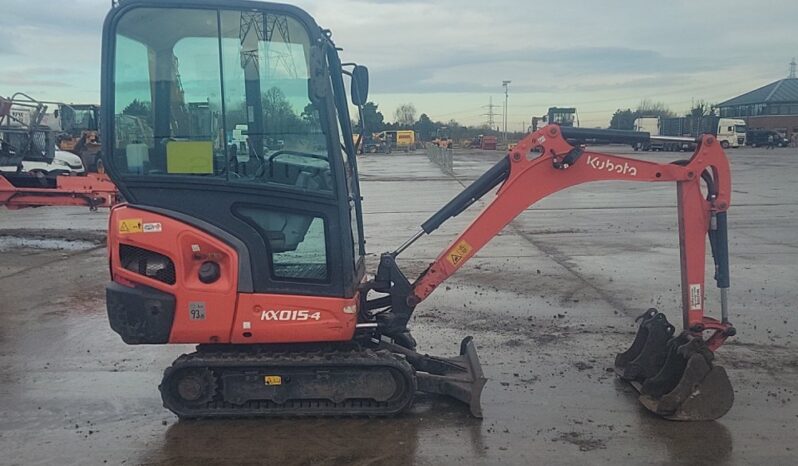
[633,116,746,151]
[633,117,664,151]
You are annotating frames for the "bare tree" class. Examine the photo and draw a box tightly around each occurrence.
[394,103,417,127]
[688,100,716,118]
[636,99,675,118]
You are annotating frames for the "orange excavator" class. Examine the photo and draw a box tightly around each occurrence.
[99,0,735,420]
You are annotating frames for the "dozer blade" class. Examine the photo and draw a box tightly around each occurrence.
[616,310,734,421]
[380,336,487,417]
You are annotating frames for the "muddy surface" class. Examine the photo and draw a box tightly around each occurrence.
[0,146,796,465]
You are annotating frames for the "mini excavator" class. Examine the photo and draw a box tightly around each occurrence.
[102,0,736,420]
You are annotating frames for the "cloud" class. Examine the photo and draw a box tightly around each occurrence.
[0,0,106,34]
[0,30,19,55]
[1,76,73,88]
[1,0,795,126]
[365,45,725,94]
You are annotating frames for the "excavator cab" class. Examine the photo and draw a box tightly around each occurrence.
[103,1,366,309]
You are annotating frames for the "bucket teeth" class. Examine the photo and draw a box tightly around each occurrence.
[616,309,675,381]
[617,309,735,421]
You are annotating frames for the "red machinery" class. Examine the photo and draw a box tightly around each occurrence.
[101,0,734,421]
[0,173,117,210]
[405,125,735,420]
[0,94,118,210]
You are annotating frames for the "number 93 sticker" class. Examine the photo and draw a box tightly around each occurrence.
[189,302,206,320]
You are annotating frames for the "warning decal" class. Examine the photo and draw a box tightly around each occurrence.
[264,375,282,386]
[689,284,702,311]
[446,240,473,266]
[118,218,142,234]
[143,222,162,233]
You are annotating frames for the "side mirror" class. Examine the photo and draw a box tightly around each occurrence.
[351,65,369,106]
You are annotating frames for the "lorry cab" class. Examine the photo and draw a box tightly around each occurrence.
[632,117,663,151]
[716,118,746,148]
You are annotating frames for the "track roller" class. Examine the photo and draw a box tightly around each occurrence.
[159,345,417,418]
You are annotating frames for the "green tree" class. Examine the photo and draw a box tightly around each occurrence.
[610,108,636,130]
[301,103,321,128]
[122,99,151,122]
[359,101,385,135]
[414,113,435,141]
[261,87,302,134]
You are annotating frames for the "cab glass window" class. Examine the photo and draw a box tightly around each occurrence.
[112,7,334,194]
[236,206,329,282]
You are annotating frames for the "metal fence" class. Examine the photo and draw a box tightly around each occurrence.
[426,146,453,175]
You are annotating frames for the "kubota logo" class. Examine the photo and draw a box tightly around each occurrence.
[261,309,322,321]
[586,155,638,176]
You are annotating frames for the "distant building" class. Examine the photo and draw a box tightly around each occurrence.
[717,77,798,137]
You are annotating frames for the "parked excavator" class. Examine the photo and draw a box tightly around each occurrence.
[101,0,735,421]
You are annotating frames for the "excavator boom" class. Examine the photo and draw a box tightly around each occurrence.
[412,126,730,323]
[368,125,736,420]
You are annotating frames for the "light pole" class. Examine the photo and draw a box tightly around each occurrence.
[502,80,511,144]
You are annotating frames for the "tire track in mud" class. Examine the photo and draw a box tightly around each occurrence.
[444,161,633,318]
[507,225,630,315]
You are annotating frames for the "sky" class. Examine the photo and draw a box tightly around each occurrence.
[1,0,796,128]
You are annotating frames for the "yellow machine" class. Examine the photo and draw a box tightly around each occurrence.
[380,130,416,151]
[55,104,103,172]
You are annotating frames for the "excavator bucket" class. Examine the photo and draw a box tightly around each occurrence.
[616,309,734,421]
[615,309,675,381]
[380,336,487,417]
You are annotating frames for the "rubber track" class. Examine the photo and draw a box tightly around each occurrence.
[160,346,417,418]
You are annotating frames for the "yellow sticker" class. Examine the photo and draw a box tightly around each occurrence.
[166,140,214,174]
[446,240,473,266]
[118,218,142,234]
[264,375,282,386]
